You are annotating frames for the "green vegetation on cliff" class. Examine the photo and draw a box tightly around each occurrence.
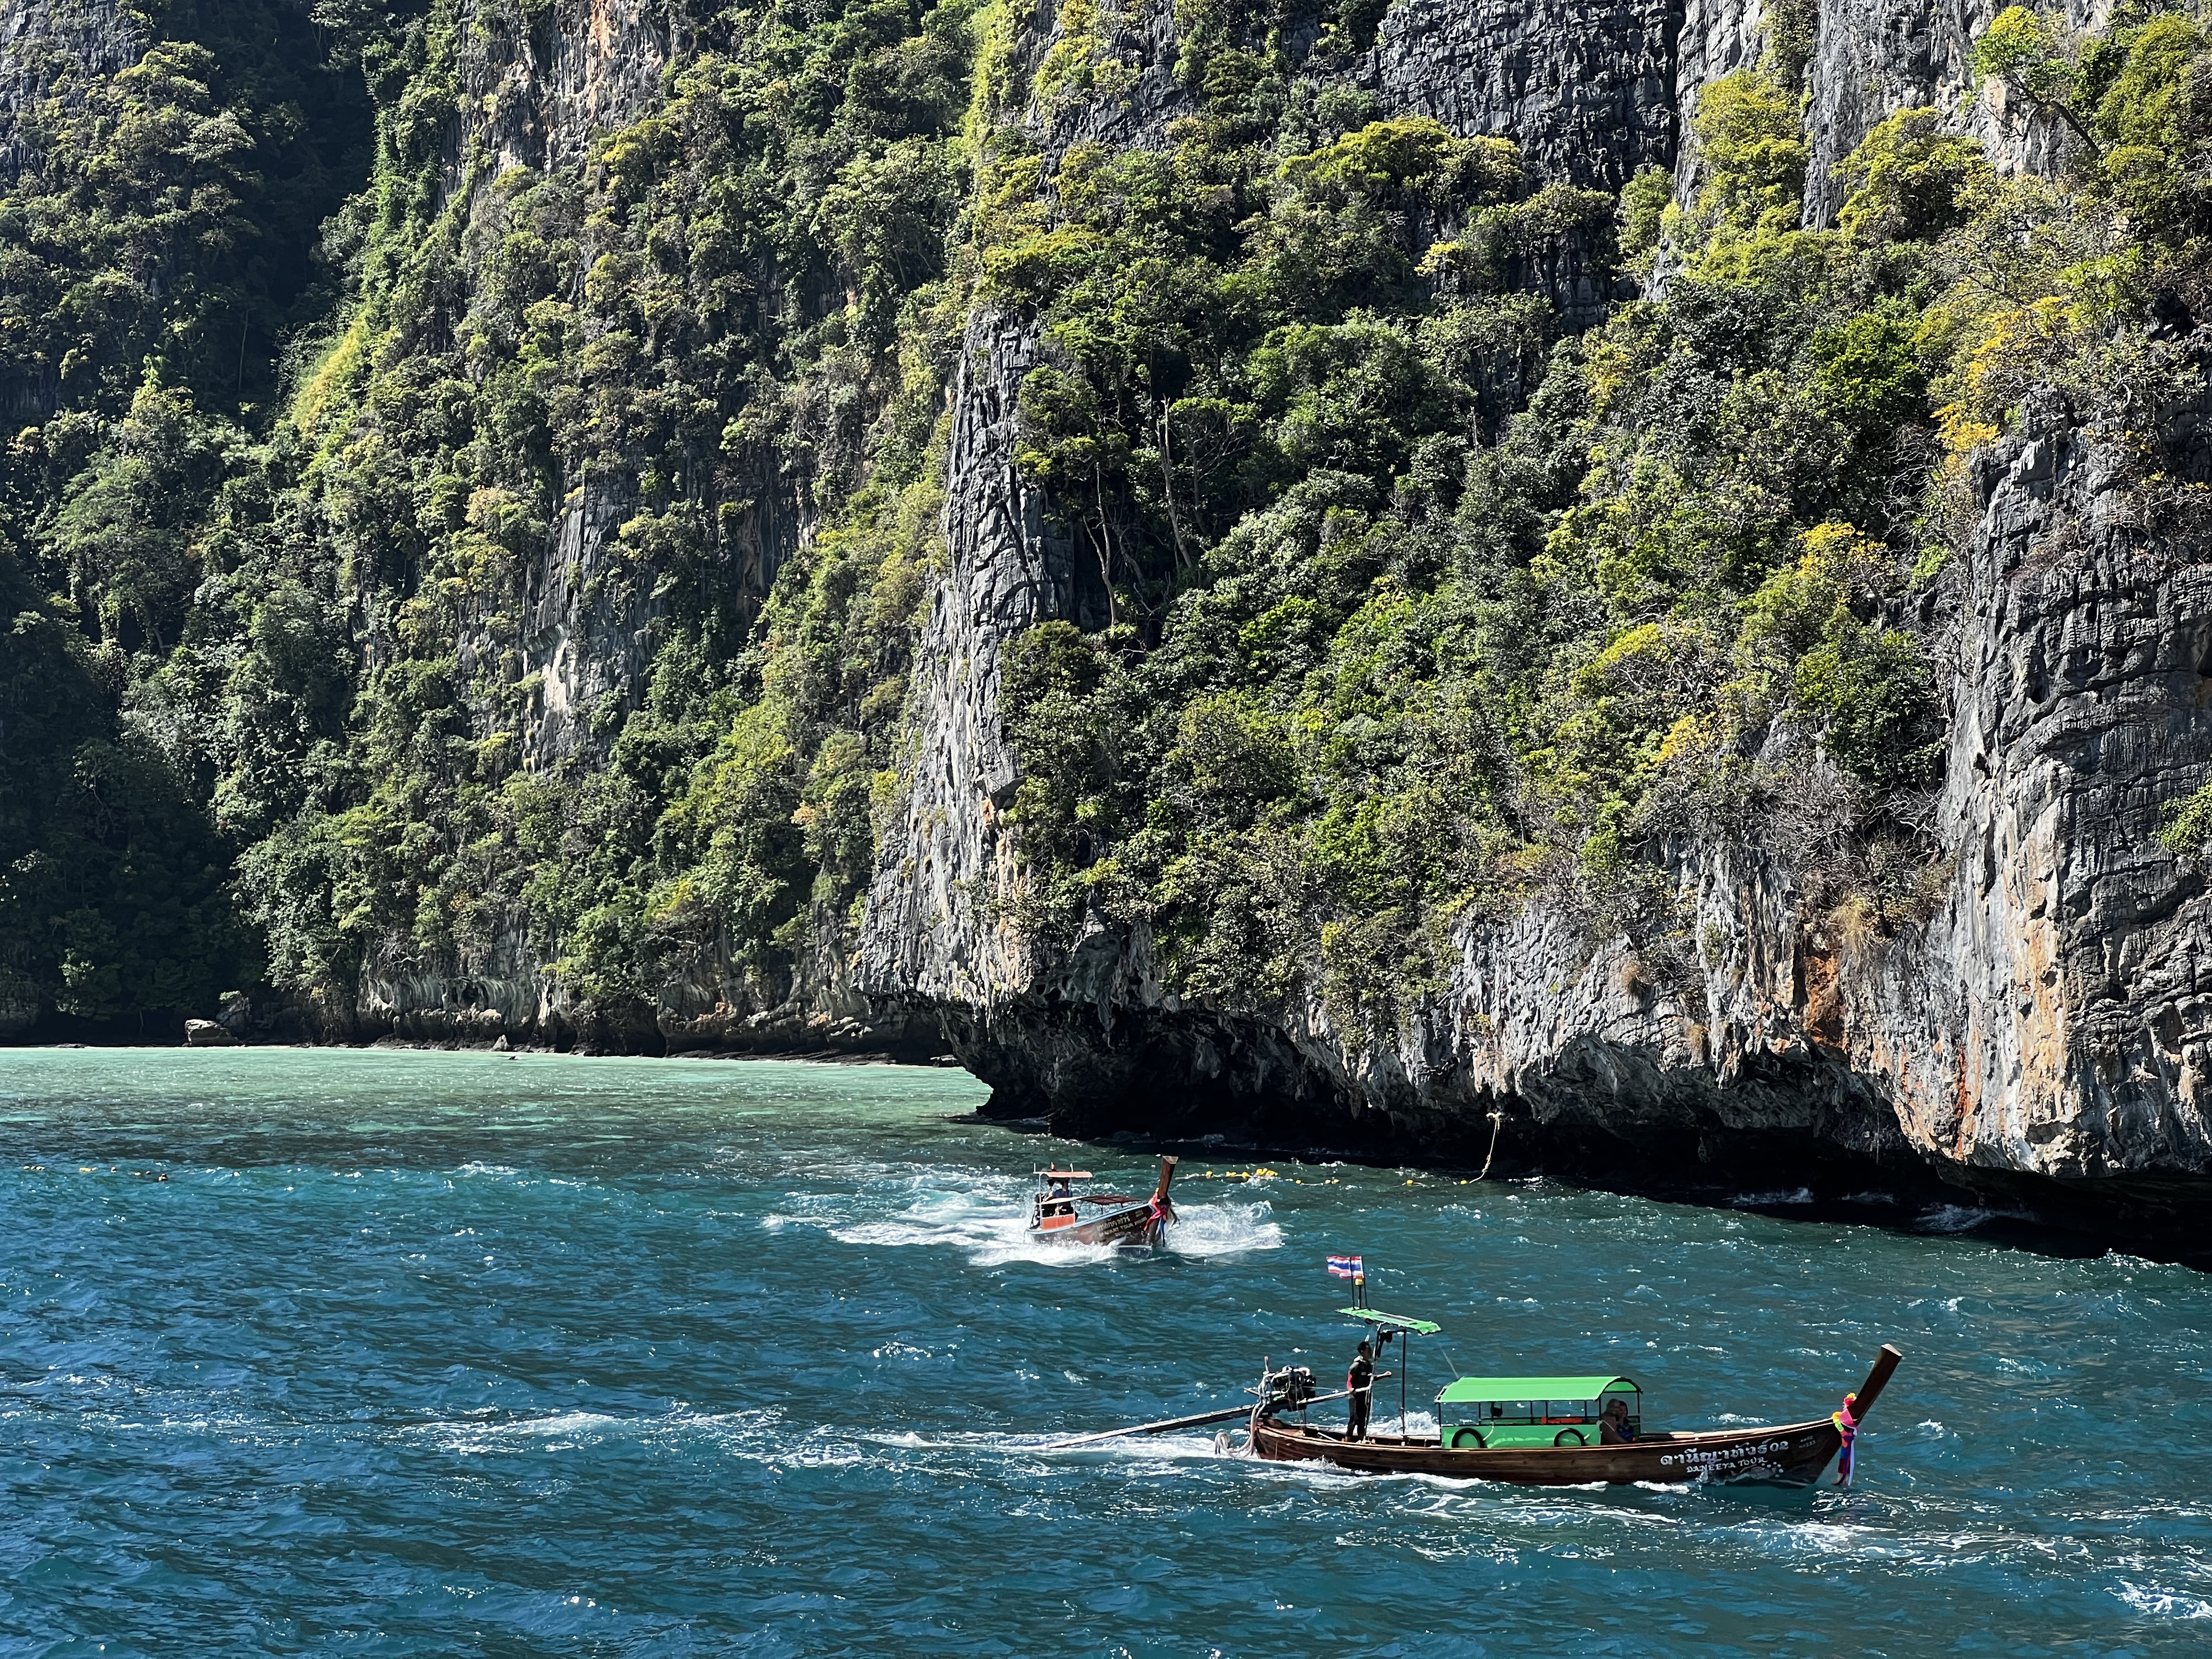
[234,0,977,1024]
[4,0,974,1031]
[0,0,2206,1040]
[0,0,375,1025]
[975,9,2212,1033]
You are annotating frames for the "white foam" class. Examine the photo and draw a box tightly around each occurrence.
[1918,1203,1996,1232]
[414,1405,858,1467]
[2113,1582,2212,1620]
[834,1201,1124,1267]
[1165,1199,1283,1258]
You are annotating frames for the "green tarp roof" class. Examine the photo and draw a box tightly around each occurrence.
[1337,1307,1442,1334]
[1436,1375,1640,1404]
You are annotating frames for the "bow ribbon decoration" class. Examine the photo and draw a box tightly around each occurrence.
[1832,1391,1860,1488]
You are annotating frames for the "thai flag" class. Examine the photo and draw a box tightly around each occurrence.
[1327,1255,1363,1279]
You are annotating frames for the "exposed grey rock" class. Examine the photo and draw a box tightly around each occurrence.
[184,1018,238,1047]
[1671,0,1764,204]
[859,309,1098,1005]
[1796,0,2104,227]
[1027,0,1191,155]
[0,0,137,175]
[1875,379,2212,1187]
[1370,0,1685,190]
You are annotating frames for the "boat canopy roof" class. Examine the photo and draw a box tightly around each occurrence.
[1436,1375,1640,1404]
[1338,1307,1442,1335]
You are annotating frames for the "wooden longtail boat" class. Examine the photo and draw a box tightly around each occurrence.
[1246,1343,1902,1488]
[1027,1155,1177,1246]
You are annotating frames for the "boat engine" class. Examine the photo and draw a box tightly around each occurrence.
[1256,1364,1316,1417]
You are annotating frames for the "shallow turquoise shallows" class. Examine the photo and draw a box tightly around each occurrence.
[2,1048,2208,1656]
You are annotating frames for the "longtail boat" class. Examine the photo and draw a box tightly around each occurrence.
[1056,1296,1901,1489]
[1027,1155,1177,1246]
[1241,1308,1901,1487]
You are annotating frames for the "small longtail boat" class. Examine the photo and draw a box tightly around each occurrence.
[1027,1155,1177,1247]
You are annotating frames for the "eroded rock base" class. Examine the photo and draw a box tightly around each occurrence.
[945,997,2212,1266]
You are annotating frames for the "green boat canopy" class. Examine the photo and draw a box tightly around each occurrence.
[1337,1307,1442,1335]
[1436,1375,1640,1405]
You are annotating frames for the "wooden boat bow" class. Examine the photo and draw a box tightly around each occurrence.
[1850,1343,1904,1422]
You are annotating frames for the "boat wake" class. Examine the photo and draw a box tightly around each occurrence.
[766,1166,1282,1265]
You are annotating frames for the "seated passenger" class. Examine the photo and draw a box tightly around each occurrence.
[1599,1397,1634,1444]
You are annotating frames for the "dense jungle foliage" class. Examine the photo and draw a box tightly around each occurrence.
[981,1,2212,1031]
[0,0,2206,1037]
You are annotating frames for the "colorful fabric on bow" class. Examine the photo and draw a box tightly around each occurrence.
[1832,1391,1860,1486]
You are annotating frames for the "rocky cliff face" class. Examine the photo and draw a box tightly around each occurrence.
[453,0,722,775]
[847,0,2212,1241]
[1864,387,2212,1199]
[1371,0,1682,189]
[259,0,906,1058]
[0,0,137,159]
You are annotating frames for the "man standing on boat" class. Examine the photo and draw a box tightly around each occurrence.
[1345,1341,1375,1439]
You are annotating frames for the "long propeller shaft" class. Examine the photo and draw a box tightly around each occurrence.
[1050,1378,1389,1449]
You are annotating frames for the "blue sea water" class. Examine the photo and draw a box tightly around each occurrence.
[0,1048,2207,1656]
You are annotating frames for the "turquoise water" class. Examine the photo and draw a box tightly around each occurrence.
[1,1048,2207,1656]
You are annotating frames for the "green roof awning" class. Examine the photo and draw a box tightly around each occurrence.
[1337,1307,1442,1335]
[1435,1375,1640,1405]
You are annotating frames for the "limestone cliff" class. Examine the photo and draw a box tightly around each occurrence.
[265,0,933,1057]
[849,0,2212,1240]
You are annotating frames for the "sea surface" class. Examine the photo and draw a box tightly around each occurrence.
[1,1048,2206,1656]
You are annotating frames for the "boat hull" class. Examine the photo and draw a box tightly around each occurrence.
[1250,1417,1844,1487]
[1033,1201,1169,1248]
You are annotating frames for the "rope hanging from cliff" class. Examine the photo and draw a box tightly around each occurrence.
[1475,1108,1504,1181]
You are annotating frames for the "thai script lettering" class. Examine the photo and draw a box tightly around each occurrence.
[1658,1439,1791,1469]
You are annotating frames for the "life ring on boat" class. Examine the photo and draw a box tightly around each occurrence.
[1447,1427,1486,1449]
[1554,1428,1588,1447]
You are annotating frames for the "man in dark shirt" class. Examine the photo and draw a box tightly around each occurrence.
[1599,1397,1635,1444]
[1346,1340,1375,1439]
